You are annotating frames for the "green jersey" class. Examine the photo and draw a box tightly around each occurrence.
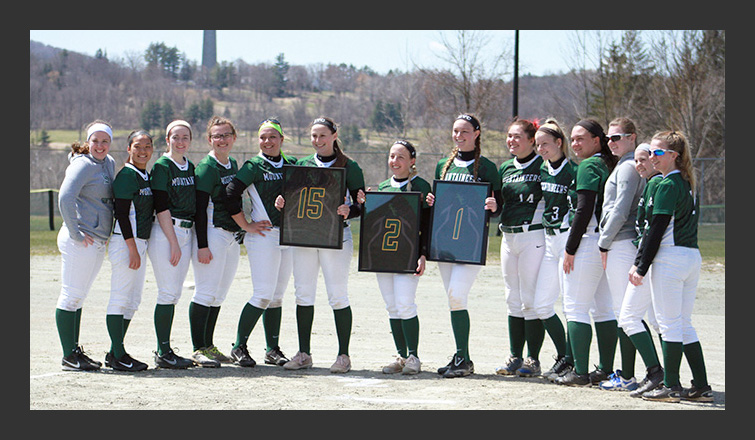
[434,155,502,193]
[195,153,240,232]
[633,173,663,247]
[540,158,578,230]
[112,163,154,240]
[573,155,610,233]
[377,175,432,208]
[296,153,366,207]
[647,171,698,248]
[498,154,544,227]
[235,153,297,227]
[150,154,196,221]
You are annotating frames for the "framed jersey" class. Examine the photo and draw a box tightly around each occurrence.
[428,180,490,265]
[358,191,422,273]
[280,164,346,249]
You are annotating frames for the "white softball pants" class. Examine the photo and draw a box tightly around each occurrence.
[292,226,352,310]
[147,222,193,305]
[603,239,637,317]
[107,234,148,319]
[533,230,569,319]
[619,267,659,336]
[563,233,613,324]
[191,227,240,307]
[56,226,107,312]
[649,246,702,344]
[437,262,482,311]
[376,272,420,320]
[244,227,292,310]
[500,229,545,320]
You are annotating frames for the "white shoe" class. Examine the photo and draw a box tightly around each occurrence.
[191,349,220,368]
[283,351,313,370]
[330,354,351,373]
[402,354,421,375]
[382,356,406,374]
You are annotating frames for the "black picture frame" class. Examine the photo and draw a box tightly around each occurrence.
[280,164,346,249]
[358,191,422,274]
[427,180,490,265]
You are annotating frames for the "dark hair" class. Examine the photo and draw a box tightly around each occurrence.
[127,129,153,147]
[311,116,350,168]
[576,118,617,171]
[441,113,482,180]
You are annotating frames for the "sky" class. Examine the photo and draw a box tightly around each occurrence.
[29,30,620,78]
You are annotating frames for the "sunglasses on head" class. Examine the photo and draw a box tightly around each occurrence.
[651,148,675,156]
[607,133,631,142]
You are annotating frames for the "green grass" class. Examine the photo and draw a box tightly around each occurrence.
[30,216,725,266]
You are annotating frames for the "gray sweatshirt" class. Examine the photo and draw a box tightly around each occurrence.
[58,152,115,242]
[598,151,645,250]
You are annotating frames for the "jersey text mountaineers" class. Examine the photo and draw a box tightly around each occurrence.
[150,154,195,221]
[195,154,240,232]
[235,153,297,228]
[112,163,153,239]
[498,154,544,227]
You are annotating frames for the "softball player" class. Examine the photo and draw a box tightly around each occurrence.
[187,116,243,368]
[630,131,712,403]
[278,116,365,374]
[224,118,297,368]
[146,120,196,369]
[531,119,577,381]
[427,114,502,378]
[556,119,617,387]
[591,117,646,390]
[356,140,431,375]
[105,129,154,372]
[621,143,665,398]
[56,120,115,371]
[495,119,547,378]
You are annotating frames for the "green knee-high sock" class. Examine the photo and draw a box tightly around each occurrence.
[234,303,265,349]
[402,316,420,358]
[543,314,567,358]
[296,305,315,354]
[564,326,574,364]
[123,318,131,335]
[74,308,83,347]
[594,320,618,373]
[661,340,684,387]
[524,318,545,360]
[508,316,525,358]
[618,327,636,379]
[56,308,77,356]
[629,330,661,371]
[450,310,471,360]
[106,314,126,358]
[189,302,210,350]
[567,321,592,375]
[333,306,352,356]
[206,306,221,347]
[154,304,175,355]
[683,341,708,388]
[263,306,283,351]
[389,318,408,358]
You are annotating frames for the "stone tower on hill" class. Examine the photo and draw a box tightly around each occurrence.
[202,30,217,70]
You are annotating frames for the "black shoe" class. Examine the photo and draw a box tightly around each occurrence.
[642,384,683,403]
[442,354,474,378]
[75,346,102,368]
[109,352,148,372]
[588,366,611,385]
[62,348,101,371]
[437,354,456,375]
[264,346,289,366]
[154,349,194,369]
[630,364,664,398]
[681,381,713,402]
[547,358,573,383]
[556,369,590,386]
[230,344,256,367]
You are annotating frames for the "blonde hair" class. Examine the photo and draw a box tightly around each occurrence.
[652,130,696,189]
[608,117,639,147]
[537,117,571,160]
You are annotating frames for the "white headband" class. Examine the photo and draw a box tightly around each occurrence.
[166,120,192,138]
[87,123,113,142]
[635,143,652,154]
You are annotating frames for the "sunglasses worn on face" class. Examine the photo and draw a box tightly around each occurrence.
[652,148,675,156]
[607,133,632,142]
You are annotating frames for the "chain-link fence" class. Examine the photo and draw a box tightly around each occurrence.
[30,148,725,229]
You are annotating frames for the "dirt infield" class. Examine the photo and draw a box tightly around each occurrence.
[29,254,725,410]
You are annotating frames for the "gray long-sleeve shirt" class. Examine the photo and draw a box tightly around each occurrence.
[58,152,115,242]
[598,151,645,250]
